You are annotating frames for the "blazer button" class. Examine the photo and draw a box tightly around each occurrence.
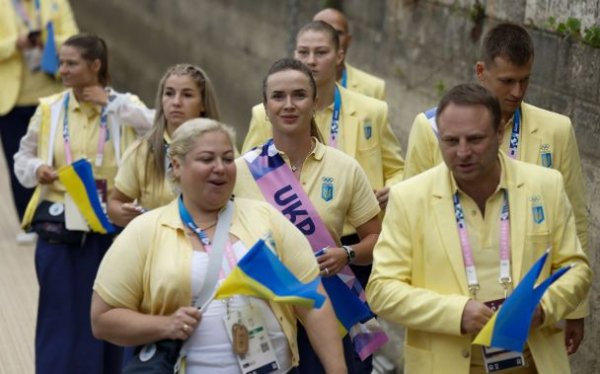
[462,349,470,358]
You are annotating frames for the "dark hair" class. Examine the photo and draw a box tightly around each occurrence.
[297,20,340,51]
[436,83,502,130]
[481,23,534,66]
[63,34,110,86]
[144,64,221,190]
[262,58,324,142]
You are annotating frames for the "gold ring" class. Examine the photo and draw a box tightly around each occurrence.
[325,267,329,275]
[183,323,189,332]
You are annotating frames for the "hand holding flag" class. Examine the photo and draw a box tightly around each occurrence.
[473,249,572,352]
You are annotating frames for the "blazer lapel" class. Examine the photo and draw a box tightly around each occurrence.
[339,87,358,159]
[507,156,528,282]
[520,104,542,166]
[432,167,470,295]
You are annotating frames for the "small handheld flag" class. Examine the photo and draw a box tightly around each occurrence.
[57,159,115,234]
[474,249,571,352]
[41,22,59,75]
[214,238,326,309]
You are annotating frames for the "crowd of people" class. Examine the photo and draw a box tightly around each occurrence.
[1,1,592,374]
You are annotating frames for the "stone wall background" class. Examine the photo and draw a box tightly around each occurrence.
[70,1,599,372]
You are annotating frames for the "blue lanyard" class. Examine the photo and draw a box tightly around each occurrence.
[340,67,347,88]
[178,195,211,246]
[329,85,342,147]
[507,108,521,159]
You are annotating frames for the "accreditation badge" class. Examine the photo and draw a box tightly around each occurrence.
[224,302,279,374]
[482,299,526,373]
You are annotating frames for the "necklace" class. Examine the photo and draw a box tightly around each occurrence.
[186,221,217,236]
[289,139,316,173]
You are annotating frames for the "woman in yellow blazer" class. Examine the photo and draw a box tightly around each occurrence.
[0,0,78,236]
[242,21,404,208]
[13,34,149,374]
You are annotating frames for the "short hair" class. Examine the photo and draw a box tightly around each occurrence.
[261,58,324,143]
[436,83,502,131]
[168,118,236,186]
[143,64,221,191]
[297,20,340,51]
[63,34,110,86]
[481,23,534,66]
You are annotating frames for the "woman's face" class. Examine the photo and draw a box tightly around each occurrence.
[264,69,315,137]
[172,131,236,212]
[294,30,343,86]
[59,45,100,88]
[162,74,204,129]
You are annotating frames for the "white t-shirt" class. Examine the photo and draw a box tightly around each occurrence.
[184,242,293,373]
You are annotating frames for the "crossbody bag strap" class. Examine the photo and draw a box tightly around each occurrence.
[194,199,234,309]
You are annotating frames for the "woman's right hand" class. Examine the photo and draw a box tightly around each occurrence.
[36,164,58,184]
[164,306,202,340]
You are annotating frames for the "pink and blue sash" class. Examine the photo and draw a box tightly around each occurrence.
[243,139,388,359]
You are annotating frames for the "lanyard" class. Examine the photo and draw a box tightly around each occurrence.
[178,195,212,247]
[12,0,41,31]
[340,67,347,88]
[328,86,342,148]
[507,108,521,159]
[453,190,512,297]
[62,93,109,166]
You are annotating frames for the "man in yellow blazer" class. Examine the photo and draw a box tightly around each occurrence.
[313,7,386,100]
[0,0,77,238]
[403,23,589,353]
[367,83,591,374]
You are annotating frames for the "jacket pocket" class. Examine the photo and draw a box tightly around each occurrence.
[404,344,432,374]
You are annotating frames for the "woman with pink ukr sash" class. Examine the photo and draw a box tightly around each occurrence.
[234,58,383,374]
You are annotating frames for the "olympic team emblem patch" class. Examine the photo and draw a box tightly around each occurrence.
[531,197,545,224]
[363,122,372,140]
[540,144,552,168]
[321,177,334,202]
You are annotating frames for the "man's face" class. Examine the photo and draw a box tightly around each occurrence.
[476,56,533,121]
[438,103,504,187]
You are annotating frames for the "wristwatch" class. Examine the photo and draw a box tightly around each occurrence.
[342,245,356,264]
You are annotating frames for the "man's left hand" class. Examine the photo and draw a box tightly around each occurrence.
[530,305,545,329]
[564,318,584,355]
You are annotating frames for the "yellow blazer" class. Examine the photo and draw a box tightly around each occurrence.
[0,0,78,115]
[404,102,589,258]
[366,153,591,374]
[242,85,404,190]
[343,62,386,101]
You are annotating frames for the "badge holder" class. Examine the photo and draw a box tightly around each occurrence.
[481,299,525,373]
[224,299,279,374]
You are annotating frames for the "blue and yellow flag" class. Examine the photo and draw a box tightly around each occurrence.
[57,159,115,234]
[214,238,326,309]
[41,21,59,75]
[474,250,571,352]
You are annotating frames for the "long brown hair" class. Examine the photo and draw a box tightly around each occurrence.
[262,58,324,143]
[143,64,221,190]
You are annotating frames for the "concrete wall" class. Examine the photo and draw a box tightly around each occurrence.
[70,0,599,372]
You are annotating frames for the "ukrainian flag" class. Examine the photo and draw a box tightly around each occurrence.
[473,250,571,352]
[215,238,326,309]
[57,159,115,234]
